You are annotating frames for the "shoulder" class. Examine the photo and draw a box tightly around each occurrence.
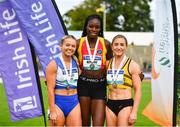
[46,60,57,73]
[129,60,141,75]
[48,60,57,68]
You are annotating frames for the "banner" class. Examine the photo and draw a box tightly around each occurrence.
[9,0,66,72]
[0,0,42,121]
[143,0,175,126]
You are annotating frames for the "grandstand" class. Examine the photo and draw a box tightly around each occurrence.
[126,44,152,72]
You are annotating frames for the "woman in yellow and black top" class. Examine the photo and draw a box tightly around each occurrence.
[106,34,142,126]
[75,14,113,126]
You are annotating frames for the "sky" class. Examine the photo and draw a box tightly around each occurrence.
[55,0,84,15]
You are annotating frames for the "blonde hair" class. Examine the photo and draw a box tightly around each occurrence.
[60,35,77,45]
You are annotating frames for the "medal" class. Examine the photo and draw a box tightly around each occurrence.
[90,63,95,69]
[112,80,117,88]
[60,54,73,90]
[66,85,70,90]
[112,55,126,88]
[113,84,117,88]
[85,37,99,70]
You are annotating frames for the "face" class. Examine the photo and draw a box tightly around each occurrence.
[61,38,77,57]
[86,18,101,38]
[111,37,127,57]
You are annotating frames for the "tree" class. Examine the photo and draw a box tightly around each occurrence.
[63,0,153,32]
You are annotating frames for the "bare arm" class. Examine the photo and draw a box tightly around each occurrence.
[46,60,57,122]
[129,60,142,124]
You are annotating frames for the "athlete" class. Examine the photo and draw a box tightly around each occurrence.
[46,35,82,126]
[106,34,142,126]
[76,14,113,126]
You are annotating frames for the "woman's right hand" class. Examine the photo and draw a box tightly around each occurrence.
[50,112,57,124]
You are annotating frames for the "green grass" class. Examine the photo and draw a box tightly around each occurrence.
[0,80,160,126]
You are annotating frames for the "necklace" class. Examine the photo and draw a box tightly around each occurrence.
[59,54,72,89]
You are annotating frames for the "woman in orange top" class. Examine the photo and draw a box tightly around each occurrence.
[76,14,113,126]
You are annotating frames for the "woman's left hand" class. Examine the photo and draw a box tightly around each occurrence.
[128,112,137,125]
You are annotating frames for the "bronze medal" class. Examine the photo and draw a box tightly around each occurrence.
[113,84,117,88]
[113,81,117,88]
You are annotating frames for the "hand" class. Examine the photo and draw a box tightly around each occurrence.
[139,72,144,81]
[50,112,57,124]
[128,112,137,125]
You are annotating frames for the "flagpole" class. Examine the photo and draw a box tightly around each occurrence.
[29,42,47,127]
[102,2,106,32]
[171,0,178,126]
[96,2,106,32]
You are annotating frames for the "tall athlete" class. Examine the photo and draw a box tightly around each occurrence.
[76,14,113,126]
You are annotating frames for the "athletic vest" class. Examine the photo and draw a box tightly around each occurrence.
[55,56,79,89]
[77,36,107,70]
[107,57,133,89]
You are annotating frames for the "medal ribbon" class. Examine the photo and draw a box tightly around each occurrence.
[112,55,126,85]
[85,37,99,64]
[60,54,72,87]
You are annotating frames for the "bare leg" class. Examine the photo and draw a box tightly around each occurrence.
[106,106,117,126]
[49,105,65,127]
[91,99,105,126]
[66,103,82,126]
[79,96,91,126]
[117,106,132,126]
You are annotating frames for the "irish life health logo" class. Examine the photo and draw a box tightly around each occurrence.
[152,19,172,80]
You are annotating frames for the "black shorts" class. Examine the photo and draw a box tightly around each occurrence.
[77,75,107,100]
[106,98,134,116]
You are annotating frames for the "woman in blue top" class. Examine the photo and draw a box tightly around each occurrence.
[46,35,82,126]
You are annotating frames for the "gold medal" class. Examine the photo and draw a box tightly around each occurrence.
[85,37,99,70]
[90,63,95,69]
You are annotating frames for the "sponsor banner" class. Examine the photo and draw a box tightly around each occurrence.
[0,0,42,121]
[143,0,174,125]
[9,0,66,72]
